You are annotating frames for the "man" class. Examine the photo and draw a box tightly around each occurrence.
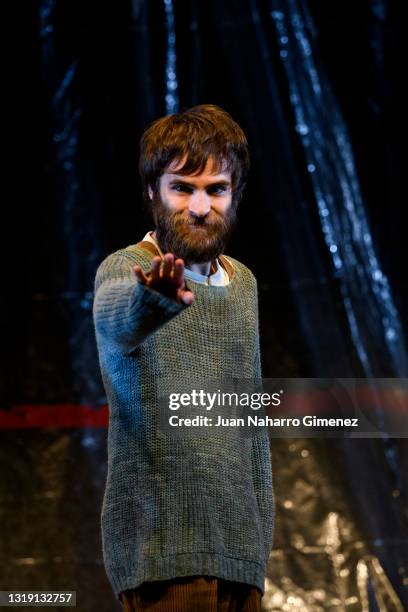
[93,104,275,611]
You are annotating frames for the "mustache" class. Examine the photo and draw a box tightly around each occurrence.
[172,211,223,225]
[169,214,230,235]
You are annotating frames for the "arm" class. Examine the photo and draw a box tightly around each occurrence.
[93,251,189,355]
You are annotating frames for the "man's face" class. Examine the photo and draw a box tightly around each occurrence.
[148,157,237,264]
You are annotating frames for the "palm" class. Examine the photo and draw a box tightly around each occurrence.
[133,253,194,306]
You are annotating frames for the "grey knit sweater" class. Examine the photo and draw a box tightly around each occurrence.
[92,243,275,601]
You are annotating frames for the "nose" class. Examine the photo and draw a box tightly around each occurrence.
[188,190,211,218]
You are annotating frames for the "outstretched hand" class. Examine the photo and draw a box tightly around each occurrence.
[133,253,194,306]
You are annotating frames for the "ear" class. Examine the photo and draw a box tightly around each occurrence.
[148,185,154,200]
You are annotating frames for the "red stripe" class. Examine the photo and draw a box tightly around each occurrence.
[0,404,109,429]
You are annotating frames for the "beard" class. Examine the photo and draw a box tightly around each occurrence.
[151,194,237,264]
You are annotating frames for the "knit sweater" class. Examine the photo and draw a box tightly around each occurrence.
[92,242,275,601]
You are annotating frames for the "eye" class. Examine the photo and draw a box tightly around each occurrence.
[172,184,193,193]
[207,185,228,195]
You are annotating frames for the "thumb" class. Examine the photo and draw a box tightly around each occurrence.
[180,290,194,305]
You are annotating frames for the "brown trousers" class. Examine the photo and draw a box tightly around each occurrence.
[120,576,262,611]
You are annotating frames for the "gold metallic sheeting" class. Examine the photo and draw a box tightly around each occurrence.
[262,439,407,610]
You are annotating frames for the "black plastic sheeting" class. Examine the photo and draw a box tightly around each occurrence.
[3,1,408,609]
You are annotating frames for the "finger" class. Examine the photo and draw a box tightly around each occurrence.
[162,253,174,278]
[133,265,147,284]
[150,256,162,282]
[173,258,185,285]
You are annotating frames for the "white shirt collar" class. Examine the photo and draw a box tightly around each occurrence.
[142,231,230,286]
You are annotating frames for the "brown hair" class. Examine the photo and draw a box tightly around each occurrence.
[139,104,250,208]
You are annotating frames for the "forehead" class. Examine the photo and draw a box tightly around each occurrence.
[164,155,231,180]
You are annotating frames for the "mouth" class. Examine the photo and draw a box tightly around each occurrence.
[186,224,208,230]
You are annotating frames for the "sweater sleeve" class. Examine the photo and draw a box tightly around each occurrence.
[93,251,187,355]
[252,277,275,560]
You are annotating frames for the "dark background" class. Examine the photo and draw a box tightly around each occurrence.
[2,1,408,610]
[7,0,407,405]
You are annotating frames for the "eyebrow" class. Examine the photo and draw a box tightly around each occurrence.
[168,178,231,187]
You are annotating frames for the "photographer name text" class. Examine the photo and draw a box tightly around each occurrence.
[168,415,359,428]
